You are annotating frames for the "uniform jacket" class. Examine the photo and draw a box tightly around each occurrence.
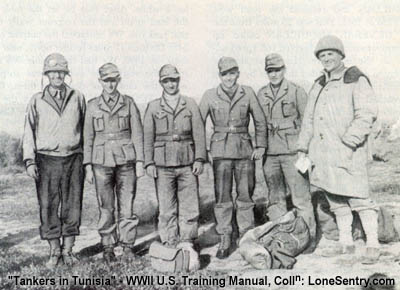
[199,85,267,159]
[143,94,206,168]
[297,66,377,198]
[257,79,308,155]
[23,85,86,167]
[83,93,144,167]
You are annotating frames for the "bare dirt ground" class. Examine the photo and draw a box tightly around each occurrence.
[1,136,400,289]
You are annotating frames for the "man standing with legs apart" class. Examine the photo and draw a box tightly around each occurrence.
[200,57,267,259]
[23,53,86,268]
[144,65,206,251]
[297,35,380,263]
[83,63,144,263]
[257,54,316,247]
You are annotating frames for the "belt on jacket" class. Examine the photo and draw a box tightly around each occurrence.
[96,131,131,140]
[267,120,299,131]
[214,126,248,133]
[155,134,193,142]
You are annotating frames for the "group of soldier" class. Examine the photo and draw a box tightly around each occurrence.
[22,34,381,269]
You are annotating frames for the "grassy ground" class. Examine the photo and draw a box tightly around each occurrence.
[1,135,400,289]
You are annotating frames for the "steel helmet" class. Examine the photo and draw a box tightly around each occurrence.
[43,53,69,74]
[314,35,345,59]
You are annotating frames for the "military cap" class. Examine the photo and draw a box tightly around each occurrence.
[265,53,285,70]
[159,64,180,81]
[218,57,239,73]
[99,63,120,80]
[43,53,69,74]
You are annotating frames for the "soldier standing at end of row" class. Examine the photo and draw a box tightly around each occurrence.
[297,35,379,263]
[23,53,86,268]
[144,65,206,249]
[200,57,267,259]
[83,63,144,264]
[257,54,316,246]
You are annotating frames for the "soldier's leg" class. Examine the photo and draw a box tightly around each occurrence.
[176,166,200,243]
[115,162,139,247]
[155,167,179,245]
[93,165,118,248]
[233,159,255,235]
[263,155,287,220]
[312,191,339,241]
[281,154,316,240]
[213,159,234,235]
[36,154,62,240]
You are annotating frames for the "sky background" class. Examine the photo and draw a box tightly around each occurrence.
[0,0,399,137]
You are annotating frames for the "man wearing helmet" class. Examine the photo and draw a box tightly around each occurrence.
[144,64,206,250]
[23,53,86,268]
[297,35,380,263]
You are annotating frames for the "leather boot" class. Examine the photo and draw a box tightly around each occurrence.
[103,246,117,264]
[46,238,62,269]
[216,234,232,259]
[62,236,78,266]
[359,210,380,264]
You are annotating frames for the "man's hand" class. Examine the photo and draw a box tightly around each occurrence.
[251,148,265,160]
[146,164,158,178]
[136,162,145,178]
[85,165,94,184]
[192,161,204,176]
[26,165,39,180]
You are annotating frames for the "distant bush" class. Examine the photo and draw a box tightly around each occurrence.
[0,132,23,168]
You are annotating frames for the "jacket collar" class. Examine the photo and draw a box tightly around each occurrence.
[98,91,125,115]
[160,93,187,116]
[263,79,289,104]
[216,84,245,108]
[322,63,346,82]
[42,84,74,115]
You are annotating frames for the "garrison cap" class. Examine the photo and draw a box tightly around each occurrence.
[99,63,120,80]
[159,64,180,81]
[265,53,285,70]
[218,57,239,73]
[43,53,69,74]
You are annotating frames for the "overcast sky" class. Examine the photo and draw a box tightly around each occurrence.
[0,0,399,136]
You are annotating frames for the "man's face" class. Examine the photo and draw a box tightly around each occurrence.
[266,67,285,86]
[99,78,120,95]
[318,50,343,72]
[46,71,66,88]
[219,68,240,89]
[160,78,180,95]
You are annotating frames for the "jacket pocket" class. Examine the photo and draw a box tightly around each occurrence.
[155,114,168,135]
[118,113,130,130]
[240,103,249,119]
[284,133,299,152]
[122,143,136,161]
[94,116,105,132]
[154,141,166,165]
[262,101,270,117]
[240,134,253,152]
[186,141,195,163]
[182,113,192,132]
[93,142,105,164]
[281,101,296,118]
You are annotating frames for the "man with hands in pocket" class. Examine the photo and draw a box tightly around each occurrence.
[83,63,144,264]
[199,57,267,259]
[143,64,206,250]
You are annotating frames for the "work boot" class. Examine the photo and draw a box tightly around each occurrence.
[361,247,380,264]
[103,247,117,264]
[62,236,78,267]
[122,246,137,261]
[46,238,62,269]
[216,234,232,259]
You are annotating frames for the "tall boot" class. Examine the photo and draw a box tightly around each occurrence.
[359,209,380,264]
[62,236,78,266]
[321,207,354,257]
[216,234,232,259]
[46,238,61,269]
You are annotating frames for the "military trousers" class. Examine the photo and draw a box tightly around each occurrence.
[93,163,139,247]
[213,159,255,235]
[35,153,84,240]
[155,166,200,245]
[263,154,316,239]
